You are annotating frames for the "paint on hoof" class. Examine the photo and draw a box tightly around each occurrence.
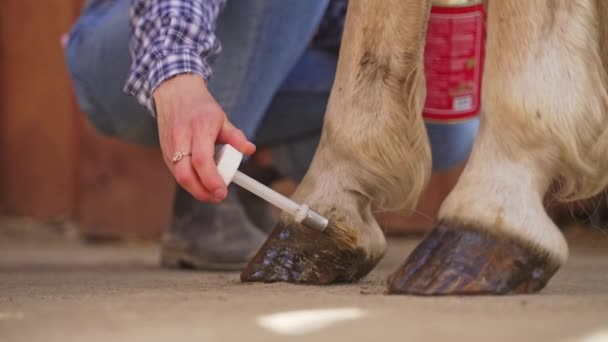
[386,222,561,295]
[241,220,378,284]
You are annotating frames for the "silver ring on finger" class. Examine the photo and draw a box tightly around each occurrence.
[172,151,192,164]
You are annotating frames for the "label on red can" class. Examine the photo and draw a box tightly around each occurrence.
[423,4,485,122]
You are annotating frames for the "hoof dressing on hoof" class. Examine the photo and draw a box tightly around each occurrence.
[241,221,377,284]
[387,223,561,295]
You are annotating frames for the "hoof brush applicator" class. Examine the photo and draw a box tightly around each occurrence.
[215,144,329,232]
[216,145,357,249]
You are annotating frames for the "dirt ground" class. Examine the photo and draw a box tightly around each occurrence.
[1,219,607,342]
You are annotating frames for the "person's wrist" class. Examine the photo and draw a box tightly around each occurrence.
[153,74,210,117]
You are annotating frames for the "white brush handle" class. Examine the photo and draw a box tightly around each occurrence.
[232,171,307,222]
[214,144,317,226]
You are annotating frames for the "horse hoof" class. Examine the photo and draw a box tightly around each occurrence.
[241,220,380,284]
[387,222,561,295]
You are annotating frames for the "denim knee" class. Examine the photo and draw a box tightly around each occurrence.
[64,0,159,146]
[426,119,479,171]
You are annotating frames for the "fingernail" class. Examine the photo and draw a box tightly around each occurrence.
[214,188,227,200]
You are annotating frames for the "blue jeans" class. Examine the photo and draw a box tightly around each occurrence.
[65,0,478,181]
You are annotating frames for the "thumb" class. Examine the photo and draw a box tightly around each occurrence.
[218,120,256,156]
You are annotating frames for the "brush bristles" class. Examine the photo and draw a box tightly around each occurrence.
[322,220,358,251]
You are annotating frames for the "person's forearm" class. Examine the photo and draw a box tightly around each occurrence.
[124,0,227,114]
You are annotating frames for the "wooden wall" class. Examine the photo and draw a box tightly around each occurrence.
[0,0,173,238]
[0,0,83,218]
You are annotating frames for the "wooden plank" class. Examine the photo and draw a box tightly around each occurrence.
[0,0,83,217]
[0,0,173,238]
[77,121,174,238]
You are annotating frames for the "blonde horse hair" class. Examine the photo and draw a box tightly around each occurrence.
[300,0,432,213]
[482,0,608,203]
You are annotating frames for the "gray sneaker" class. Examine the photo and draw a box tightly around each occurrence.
[160,186,266,271]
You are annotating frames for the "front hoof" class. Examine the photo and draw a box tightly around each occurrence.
[241,220,377,284]
[387,223,561,295]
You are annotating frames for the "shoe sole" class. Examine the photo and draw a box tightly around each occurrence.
[160,242,249,271]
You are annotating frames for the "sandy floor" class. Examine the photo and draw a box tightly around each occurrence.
[1,224,607,342]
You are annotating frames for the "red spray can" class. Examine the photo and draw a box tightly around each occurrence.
[423,0,486,123]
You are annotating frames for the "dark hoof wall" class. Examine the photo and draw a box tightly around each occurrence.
[387,223,560,295]
[241,221,376,284]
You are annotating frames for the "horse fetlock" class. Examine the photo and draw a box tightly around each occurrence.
[387,130,568,295]
[241,174,387,284]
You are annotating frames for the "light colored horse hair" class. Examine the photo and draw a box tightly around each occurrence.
[305,0,432,213]
[482,0,608,203]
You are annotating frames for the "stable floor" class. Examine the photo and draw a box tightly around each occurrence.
[1,222,607,342]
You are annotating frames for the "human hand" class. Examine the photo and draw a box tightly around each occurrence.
[153,74,256,203]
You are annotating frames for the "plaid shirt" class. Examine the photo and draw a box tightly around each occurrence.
[124,0,347,114]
